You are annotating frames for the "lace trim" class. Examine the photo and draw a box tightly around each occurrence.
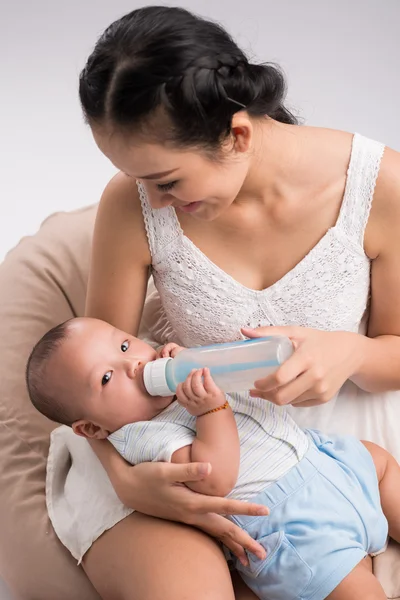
[137,182,181,262]
[336,134,385,247]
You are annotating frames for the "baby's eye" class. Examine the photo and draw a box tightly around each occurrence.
[102,371,112,386]
[121,340,130,352]
[157,181,177,192]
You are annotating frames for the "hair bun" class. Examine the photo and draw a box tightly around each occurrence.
[79,6,297,147]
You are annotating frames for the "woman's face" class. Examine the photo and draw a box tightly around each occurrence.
[92,120,252,221]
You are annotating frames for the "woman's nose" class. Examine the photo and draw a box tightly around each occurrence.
[148,191,174,209]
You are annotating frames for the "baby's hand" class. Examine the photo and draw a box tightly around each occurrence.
[176,368,227,417]
[158,342,185,359]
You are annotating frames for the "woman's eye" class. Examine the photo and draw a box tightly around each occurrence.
[102,371,112,386]
[121,340,130,352]
[157,181,177,192]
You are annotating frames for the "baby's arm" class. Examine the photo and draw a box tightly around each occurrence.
[172,369,240,497]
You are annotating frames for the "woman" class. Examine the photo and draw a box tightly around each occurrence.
[49,5,400,599]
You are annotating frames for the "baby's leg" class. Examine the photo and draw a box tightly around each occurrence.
[362,440,400,543]
[326,559,386,600]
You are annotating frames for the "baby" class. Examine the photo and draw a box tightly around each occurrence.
[26,317,400,600]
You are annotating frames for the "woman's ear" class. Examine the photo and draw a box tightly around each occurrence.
[230,113,253,154]
[72,420,109,439]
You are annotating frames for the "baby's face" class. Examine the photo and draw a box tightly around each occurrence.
[48,318,174,438]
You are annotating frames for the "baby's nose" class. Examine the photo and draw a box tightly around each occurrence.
[126,359,142,378]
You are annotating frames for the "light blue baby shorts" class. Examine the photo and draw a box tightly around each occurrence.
[230,429,388,600]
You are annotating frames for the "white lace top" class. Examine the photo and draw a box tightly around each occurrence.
[139,134,384,345]
[137,133,385,467]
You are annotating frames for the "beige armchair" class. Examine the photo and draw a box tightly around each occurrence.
[0,206,398,599]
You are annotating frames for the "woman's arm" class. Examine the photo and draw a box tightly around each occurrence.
[85,172,151,491]
[89,437,267,565]
[84,174,267,564]
[350,146,400,392]
[242,147,400,405]
[85,172,151,333]
[87,438,131,494]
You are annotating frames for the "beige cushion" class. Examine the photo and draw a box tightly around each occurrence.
[0,206,100,599]
[0,205,399,599]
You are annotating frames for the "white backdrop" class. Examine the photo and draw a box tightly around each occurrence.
[1,0,399,263]
[0,2,399,597]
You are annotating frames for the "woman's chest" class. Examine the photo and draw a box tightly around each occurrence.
[177,200,342,291]
[152,229,371,346]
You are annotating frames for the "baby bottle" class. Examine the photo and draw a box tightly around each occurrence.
[143,336,293,396]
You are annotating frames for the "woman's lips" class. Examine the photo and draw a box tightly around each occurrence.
[176,201,202,213]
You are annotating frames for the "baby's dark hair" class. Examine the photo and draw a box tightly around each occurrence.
[79,6,297,151]
[26,320,78,427]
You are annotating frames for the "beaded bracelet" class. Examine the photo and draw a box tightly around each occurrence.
[199,400,229,417]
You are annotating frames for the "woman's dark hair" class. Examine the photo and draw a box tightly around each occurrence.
[79,6,297,149]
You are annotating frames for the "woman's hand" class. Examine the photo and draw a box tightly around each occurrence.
[241,326,363,407]
[117,460,268,566]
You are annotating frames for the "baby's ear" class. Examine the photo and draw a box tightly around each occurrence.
[72,420,109,439]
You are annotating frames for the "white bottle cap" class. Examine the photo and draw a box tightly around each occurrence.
[143,357,174,396]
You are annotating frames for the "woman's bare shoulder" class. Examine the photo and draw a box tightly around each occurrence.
[86,172,151,330]
[95,171,149,257]
[374,144,400,205]
[99,171,142,215]
[366,144,400,259]
[298,126,355,179]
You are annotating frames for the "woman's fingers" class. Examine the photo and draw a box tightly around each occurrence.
[244,328,357,407]
[130,461,269,564]
[291,398,328,407]
[241,326,310,396]
[191,512,266,563]
[209,496,269,517]
[165,463,269,515]
[252,348,309,393]
[223,540,249,566]
[251,370,316,405]
[241,325,302,340]
[185,490,270,518]
[166,461,213,483]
